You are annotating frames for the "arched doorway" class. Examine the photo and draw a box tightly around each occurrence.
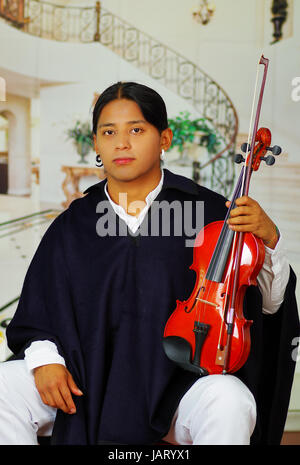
[0,106,31,197]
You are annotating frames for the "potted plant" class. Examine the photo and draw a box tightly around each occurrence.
[167,111,221,166]
[66,120,94,164]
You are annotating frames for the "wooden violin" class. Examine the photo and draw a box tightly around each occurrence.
[163,55,282,376]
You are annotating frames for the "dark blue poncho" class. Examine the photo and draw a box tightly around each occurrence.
[6,168,299,445]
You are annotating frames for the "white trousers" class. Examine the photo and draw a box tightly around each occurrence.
[0,360,256,445]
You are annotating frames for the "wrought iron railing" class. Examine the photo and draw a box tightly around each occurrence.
[1,0,238,196]
[0,0,29,27]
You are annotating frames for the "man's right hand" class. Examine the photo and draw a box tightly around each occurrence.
[34,364,83,414]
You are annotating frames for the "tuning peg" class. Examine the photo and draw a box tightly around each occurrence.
[241,143,251,153]
[234,153,245,164]
[260,155,275,166]
[266,145,282,156]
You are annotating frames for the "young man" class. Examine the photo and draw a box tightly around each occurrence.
[1,82,298,445]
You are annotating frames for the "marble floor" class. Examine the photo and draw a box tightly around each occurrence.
[0,164,299,436]
[0,181,62,360]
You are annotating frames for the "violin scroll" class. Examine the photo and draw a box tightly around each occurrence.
[234,127,282,171]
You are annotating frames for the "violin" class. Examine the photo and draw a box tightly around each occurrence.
[163,55,282,376]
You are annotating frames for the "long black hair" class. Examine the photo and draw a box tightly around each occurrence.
[92,81,169,135]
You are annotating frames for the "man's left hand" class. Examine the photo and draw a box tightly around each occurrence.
[225,195,279,249]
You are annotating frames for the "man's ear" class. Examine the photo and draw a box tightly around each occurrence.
[161,127,173,151]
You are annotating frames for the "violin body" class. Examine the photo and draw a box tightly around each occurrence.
[163,221,265,375]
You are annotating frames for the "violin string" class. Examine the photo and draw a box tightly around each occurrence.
[194,188,241,332]
[216,240,236,350]
[216,167,247,347]
[194,265,209,323]
[195,168,244,327]
[223,231,238,315]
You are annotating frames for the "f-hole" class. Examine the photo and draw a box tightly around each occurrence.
[184,286,205,313]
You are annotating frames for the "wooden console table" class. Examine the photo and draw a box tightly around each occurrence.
[61,165,105,208]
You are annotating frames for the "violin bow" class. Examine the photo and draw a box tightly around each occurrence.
[222,54,270,373]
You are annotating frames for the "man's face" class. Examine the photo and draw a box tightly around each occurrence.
[93,98,171,183]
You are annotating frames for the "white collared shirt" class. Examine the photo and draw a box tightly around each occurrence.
[104,169,164,233]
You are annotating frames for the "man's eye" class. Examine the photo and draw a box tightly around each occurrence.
[132,127,143,134]
[103,130,114,135]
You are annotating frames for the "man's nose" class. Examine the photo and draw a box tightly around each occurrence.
[115,133,130,149]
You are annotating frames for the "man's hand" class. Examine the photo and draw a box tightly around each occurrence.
[226,196,279,249]
[34,364,83,414]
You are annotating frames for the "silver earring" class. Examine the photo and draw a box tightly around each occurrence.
[96,154,103,167]
[160,149,165,160]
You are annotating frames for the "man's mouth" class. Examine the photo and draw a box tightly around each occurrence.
[113,158,135,165]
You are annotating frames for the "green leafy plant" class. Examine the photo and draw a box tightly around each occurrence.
[66,120,94,163]
[168,111,221,154]
[66,120,94,147]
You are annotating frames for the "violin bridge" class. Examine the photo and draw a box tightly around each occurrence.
[195,298,219,308]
